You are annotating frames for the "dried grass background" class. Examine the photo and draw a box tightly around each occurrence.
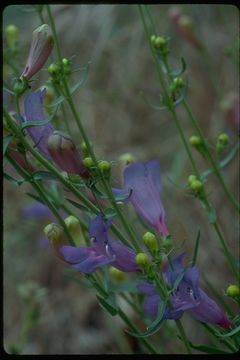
[3,4,239,354]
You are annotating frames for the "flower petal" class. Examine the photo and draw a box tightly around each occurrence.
[188,288,232,328]
[137,282,157,295]
[72,251,115,274]
[108,236,138,272]
[59,245,93,264]
[24,89,54,159]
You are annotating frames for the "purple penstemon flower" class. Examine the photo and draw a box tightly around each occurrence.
[138,253,232,329]
[59,214,138,274]
[112,160,169,236]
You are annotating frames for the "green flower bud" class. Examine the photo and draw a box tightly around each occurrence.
[5,24,19,49]
[118,152,136,165]
[150,34,156,45]
[216,133,229,154]
[189,135,202,148]
[142,232,158,253]
[154,36,167,49]
[48,62,61,77]
[226,284,240,298]
[14,77,29,97]
[162,237,172,252]
[44,223,63,243]
[64,215,84,246]
[61,57,71,76]
[190,179,203,192]
[98,160,111,173]
[109,266,126,283]
[135,252,151,270]
[83,157,94,169]
[187,174,197,186]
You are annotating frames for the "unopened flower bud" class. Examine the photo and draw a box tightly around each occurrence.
[83,157,94,169]
[170,77,184,94]
[48,63,61,76]
[216,133,229,154]
[154,36,167,49]
[190,179,203,192]
[98,160,111,173]
[188,174,197,186]
[118,153,136,165]
[80,142,89,157]
[43,223,65,258]
[61,57,71,76]
[226,284,240,298]
[109,266,126,282]
[189,135,202,147]
[135,252,151,271]
[21,24,54,80]
[142,232,158,253]
[47,130,89,177]
[64,215,84,245]
[14,77,29,97]
[162,237,172,252]
[150,34,157,44]
[5,24,19,48]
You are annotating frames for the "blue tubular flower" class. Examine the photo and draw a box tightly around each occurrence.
[112,160,169,236]
[59,214,138,274]
[138,253,232,329]
[23,89,54,159]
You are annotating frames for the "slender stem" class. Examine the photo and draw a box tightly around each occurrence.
[138,4,239,281]
[46,4,141,250]
[183,100,240,213]
[5,152,75,246]
[175,319,192,354]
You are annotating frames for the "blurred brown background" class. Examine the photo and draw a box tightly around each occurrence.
[3,4,239,354]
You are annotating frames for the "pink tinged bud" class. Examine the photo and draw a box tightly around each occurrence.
[47,130,89,178]
[21,24,54,80]
[8,144,35,172]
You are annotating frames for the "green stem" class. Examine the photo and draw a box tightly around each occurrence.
[46,4,141,250]
[175,319,192,354]
[138,4,239,281]
[5,152,75,246]
[183,100,240,213]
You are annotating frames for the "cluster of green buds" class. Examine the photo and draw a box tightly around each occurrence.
[216,133,229,154]
[150,35,169,56]
[48,57,72,83]
[188,174,204,196]
[83,157,111,178]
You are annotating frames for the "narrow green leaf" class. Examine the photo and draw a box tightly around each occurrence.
[4,172,25,186]
[217,324,240,338]
[25,192,45,204]
[140,91,168,111]
[125,301,167,338]
[189,342,231,354]
[32,171,59,181]
[192,230,200,266]
[3,135,13,155]
[169,57,187,77]
[104,207,117,219]
[21,116,54,130]
[66,198,90,213]
[96,295,119,316]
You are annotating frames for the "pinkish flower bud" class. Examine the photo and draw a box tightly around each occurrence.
[169,7,202,50]
[47,130,89,178]
[21,24,54,80]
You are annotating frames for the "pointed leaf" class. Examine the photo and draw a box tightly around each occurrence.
[192,230,200,266]
[125,300,167,338]
[25,192,45,204]
[66,198,90,213]
[217,324,240,338]
[4,172,25,186]
[189,342,231,354]
[140,91,168,111]
[169,57,187,77]
[31,170,59,181]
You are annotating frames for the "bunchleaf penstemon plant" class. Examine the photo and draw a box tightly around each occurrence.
[3,5,239,355]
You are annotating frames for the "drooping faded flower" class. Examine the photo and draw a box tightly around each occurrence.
[59,214,138,274]
[138,253,232,329]
[21,24,54,80]
[23,89,89,177]
[47,130,90,178]
[112,160,169,236]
